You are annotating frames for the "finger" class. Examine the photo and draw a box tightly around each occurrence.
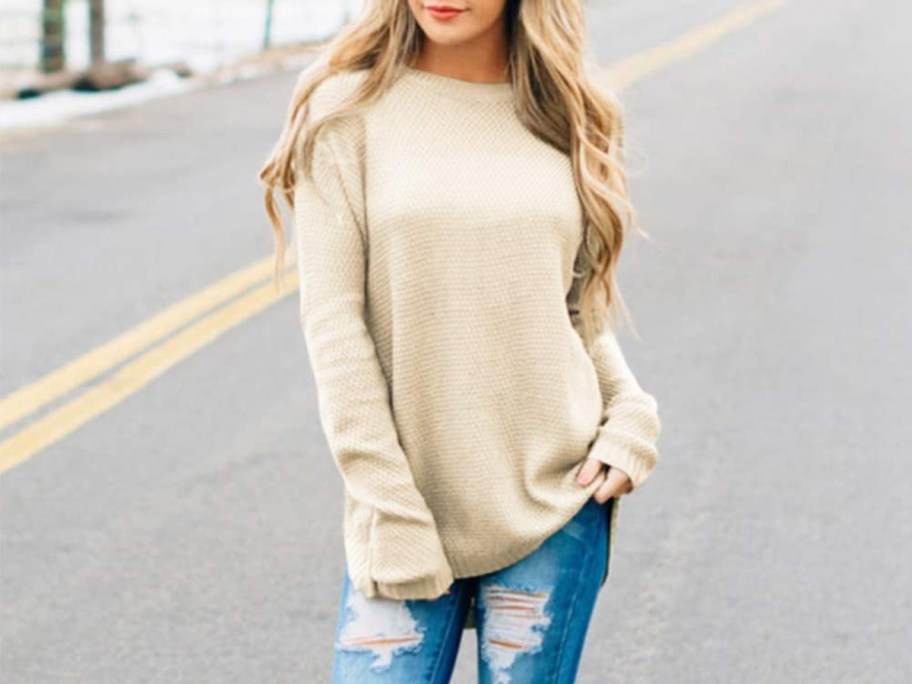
[576,457,605,486]
[615,467,634,494]
[594,467,630,503]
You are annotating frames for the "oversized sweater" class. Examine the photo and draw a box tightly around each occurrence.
[292,65,661,630]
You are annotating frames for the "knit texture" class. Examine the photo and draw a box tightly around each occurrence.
[292,65,661,627]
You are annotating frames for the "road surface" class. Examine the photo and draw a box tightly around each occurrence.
[2,0,910,681]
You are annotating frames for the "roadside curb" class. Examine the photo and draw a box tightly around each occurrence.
[0,38,332,144]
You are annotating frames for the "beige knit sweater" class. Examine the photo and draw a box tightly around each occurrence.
[292,65,661,616]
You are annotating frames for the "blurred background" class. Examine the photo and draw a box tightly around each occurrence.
[0,0,366,128]
[2,0,910,682]
[1,0,365,73]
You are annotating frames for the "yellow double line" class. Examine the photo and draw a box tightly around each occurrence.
[0,0,787,475]
[0,257,299,472]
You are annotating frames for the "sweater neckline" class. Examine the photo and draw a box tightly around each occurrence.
[400,65,514,103]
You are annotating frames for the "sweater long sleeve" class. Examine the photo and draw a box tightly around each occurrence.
[566,267,662,491]
[293,79,454,600]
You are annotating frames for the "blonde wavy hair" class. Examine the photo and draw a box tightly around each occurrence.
[258,0,649,345]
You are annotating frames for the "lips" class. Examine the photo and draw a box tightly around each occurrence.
[426,5,466,20]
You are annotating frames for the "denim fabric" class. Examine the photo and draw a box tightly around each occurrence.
[331,496,613,683]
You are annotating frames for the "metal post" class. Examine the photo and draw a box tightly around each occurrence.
[89,0,105,64]
[41,0,66,73]
[263,0,275,51]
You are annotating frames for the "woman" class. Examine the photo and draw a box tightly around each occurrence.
[259,1,661,681]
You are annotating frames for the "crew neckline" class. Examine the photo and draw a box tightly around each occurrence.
[400,65,514,102]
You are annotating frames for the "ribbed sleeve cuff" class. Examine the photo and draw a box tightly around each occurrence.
[586,432,657,492]
[368,509,456,601]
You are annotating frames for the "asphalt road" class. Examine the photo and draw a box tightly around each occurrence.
[2,1,910,682]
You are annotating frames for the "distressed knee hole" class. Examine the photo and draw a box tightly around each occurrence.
[336,591,424,671]
[479,584,552,684]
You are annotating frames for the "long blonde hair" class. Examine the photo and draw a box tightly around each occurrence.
[258,0,648,345]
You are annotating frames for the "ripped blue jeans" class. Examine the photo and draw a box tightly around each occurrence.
[331,495,612,683]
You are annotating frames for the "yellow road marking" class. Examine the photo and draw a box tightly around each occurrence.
[0,255,289,431]
[0,0,788,475]
[600,0,788,90]
[0,270,299,473]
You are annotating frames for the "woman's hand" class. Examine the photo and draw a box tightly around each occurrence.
[576,457,633,503]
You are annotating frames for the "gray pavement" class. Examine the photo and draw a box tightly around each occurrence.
[2,0,910,682]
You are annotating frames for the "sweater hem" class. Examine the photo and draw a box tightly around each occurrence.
[457,489,622,631]
[446,484,605,579]
[374,567,455,601]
